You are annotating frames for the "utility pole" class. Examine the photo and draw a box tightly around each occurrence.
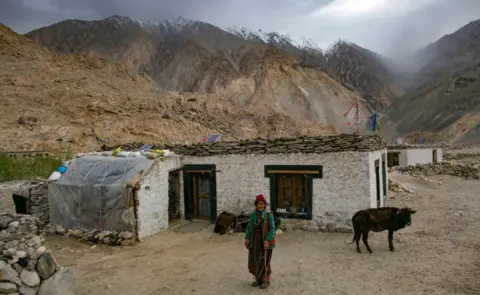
[355,96,360,135]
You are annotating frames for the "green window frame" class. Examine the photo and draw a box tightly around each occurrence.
[264,165,323,220]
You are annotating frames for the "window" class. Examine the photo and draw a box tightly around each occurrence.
[264,165,322,220]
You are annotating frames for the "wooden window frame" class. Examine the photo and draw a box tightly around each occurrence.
[264,165,322,220]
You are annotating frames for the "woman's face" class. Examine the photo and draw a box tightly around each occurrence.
[256,201,265,211]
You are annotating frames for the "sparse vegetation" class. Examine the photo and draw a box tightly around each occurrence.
[0,155,62,182]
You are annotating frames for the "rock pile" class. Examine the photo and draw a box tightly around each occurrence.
[109,134,387,156]
[391,162,479,180]
[0,213,74,295]
[443,152,480,161]
[388,179,415,194]
[44,224,135,246]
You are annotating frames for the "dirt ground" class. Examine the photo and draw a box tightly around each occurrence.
[1,167,480,294]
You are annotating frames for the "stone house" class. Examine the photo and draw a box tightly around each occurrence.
[387,145,443,167]
[47,154,183,242]
[46,134,387,242]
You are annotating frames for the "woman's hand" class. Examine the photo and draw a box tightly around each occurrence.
[245,239,249,249]
[264,241,269,251]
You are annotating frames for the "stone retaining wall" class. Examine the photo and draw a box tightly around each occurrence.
[44,224,135,246]
[443,152,480,161]
[110,134,387,156]
[0,213,74,295]
[390,162,479,179]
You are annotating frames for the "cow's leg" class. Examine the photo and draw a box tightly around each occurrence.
[388,230,394,251]
[361,230,373,253]
[354,231,362,253]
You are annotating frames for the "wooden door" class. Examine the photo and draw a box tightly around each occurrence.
[183,165,217,223]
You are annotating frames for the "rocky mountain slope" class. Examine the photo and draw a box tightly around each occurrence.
[383,19,480,144]
[0,23,369,152]
[24,16,374,137]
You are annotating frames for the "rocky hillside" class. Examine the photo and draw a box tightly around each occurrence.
[324,40,404,110]
[24,16,374,136]
[383,19,480,144]
[0,23,367,152]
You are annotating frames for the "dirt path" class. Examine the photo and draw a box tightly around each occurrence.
[34,173,478,295]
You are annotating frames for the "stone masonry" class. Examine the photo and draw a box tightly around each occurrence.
[0,213,75,295]
[44,224,135,247]
[390,162,479,179]
[12,181,49,228]
[111,134,387,156]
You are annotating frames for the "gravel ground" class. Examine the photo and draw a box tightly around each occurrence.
[1,172,479,295]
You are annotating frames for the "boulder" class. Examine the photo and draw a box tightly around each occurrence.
[37,267,75,295]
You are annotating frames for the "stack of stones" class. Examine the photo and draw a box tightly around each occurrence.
[12,181,49,228]
[390,162,479,180]
[0,214,74,295]
[112,134,387,156]
[44,224,135,246]
[443,152,480,161]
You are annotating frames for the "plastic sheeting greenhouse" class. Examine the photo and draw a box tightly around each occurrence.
[48,155,154,232]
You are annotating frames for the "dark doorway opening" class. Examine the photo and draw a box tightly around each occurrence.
[387,152,400,167]
[168,170,181,222]
[433,149,438,163]
[12,194,28,214]
[375,160,381,208]
[382,154,387,200]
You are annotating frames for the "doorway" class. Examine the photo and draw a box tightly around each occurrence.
[168,170,181,222]
[382,154,387,200]
[183,165,217,223]
[375,160,381,208]
[432,149,438,163]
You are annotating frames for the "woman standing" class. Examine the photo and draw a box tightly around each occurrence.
[244,194,276,289]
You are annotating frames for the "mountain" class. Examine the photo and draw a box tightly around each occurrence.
[383,19,480,144]
[226,27,401,110]
[24,15,375,136]
[323,40,404,111]
[0,22,375,152]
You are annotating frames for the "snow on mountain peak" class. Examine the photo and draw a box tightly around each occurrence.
[226,25,323,53]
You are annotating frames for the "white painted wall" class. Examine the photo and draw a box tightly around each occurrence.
[182,151,376,231]
[390,148,443,167]
[137,156,182,240]
[368,149,388,208]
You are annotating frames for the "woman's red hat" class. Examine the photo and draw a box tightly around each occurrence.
[255,194,266,204]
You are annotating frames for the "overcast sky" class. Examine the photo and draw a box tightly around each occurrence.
[1,0,479,57]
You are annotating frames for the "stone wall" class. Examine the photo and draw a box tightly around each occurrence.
[44,224,135,246]
[113,134,387,156]
[12,181,50,228]
[183,152,373,233]
[443,152,480,161]
[0,213,74,295]
[390,162,479,180]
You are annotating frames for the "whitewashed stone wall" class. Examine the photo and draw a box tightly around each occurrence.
[137,156,182,240]
[390,147,443,167]
[182,151,375,232]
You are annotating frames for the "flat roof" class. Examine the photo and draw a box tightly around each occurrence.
[111,134,386,157]
[387,144,442,150]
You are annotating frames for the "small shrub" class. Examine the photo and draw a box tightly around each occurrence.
[0,155,62,182]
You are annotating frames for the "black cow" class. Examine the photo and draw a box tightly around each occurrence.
[349,207,417,253]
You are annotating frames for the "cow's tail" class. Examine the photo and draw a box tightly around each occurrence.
[348,213,359,244]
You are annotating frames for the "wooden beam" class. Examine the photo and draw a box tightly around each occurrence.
[185,170,211,173]
[267,170,319,175]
